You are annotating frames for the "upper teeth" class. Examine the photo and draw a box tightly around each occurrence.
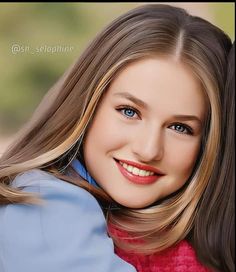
[119,162,155,176]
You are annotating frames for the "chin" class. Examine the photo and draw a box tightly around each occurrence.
[114,196,154,209]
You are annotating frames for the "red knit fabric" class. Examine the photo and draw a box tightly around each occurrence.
[109,226,213,272]
[115,239,213,272]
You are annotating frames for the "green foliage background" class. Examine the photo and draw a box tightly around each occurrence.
[0,3,234,135]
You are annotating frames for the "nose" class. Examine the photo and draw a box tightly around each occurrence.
[131,125,164,163]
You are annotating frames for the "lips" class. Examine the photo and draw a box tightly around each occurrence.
[114,158,165,185]
[117,159,164,175]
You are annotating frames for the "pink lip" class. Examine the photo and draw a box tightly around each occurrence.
[115,159,165,185]
[117,159,164,175]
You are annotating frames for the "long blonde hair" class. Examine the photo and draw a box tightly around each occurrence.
[0,4,231,254]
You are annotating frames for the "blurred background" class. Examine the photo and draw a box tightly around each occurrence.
[0,2,235,155]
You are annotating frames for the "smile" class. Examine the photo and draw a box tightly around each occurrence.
[115,159,164,185]
[119,161,155,176]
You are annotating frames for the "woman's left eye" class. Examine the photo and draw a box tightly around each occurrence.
[169,123,193,135]
[116,106,140,119]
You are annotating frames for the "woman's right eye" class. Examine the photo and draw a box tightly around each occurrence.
[116,106,140,119]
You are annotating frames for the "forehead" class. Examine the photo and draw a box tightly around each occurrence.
[106,57,207,118]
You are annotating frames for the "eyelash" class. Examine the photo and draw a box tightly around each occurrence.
[116,105,140,119]
[169,123,193,135]
[116,105,194,135]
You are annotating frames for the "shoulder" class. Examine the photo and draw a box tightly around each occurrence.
[6,168,106,233]
[12,168,100,208]
[12,168,87,193]
[8,169,106,231]
[0,170,136,272]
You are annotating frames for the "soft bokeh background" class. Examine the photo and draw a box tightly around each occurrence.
[0,2,235,154]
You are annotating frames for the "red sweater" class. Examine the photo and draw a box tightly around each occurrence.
[115,239,213,272]
[110,226,213,272]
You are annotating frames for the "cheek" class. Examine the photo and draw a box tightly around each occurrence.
[167,139,201,176]
[83,107,128,156]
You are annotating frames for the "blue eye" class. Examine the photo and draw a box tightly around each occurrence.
[116,106,140,119]
[169,123,193,135]
[123,108,136,117]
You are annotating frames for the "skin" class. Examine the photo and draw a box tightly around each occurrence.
[83,57,207,208]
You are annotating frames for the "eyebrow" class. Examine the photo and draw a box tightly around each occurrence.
[172,115,203,126]
[114,92,148,109]
[114,91,202,125]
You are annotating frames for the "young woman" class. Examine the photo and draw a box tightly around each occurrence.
[113,42,235,272]
[0,4,233,272]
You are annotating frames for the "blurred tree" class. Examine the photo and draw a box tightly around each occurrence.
[211,3,235,40]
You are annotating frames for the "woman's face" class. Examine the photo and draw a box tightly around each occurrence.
[83,57,207,208]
